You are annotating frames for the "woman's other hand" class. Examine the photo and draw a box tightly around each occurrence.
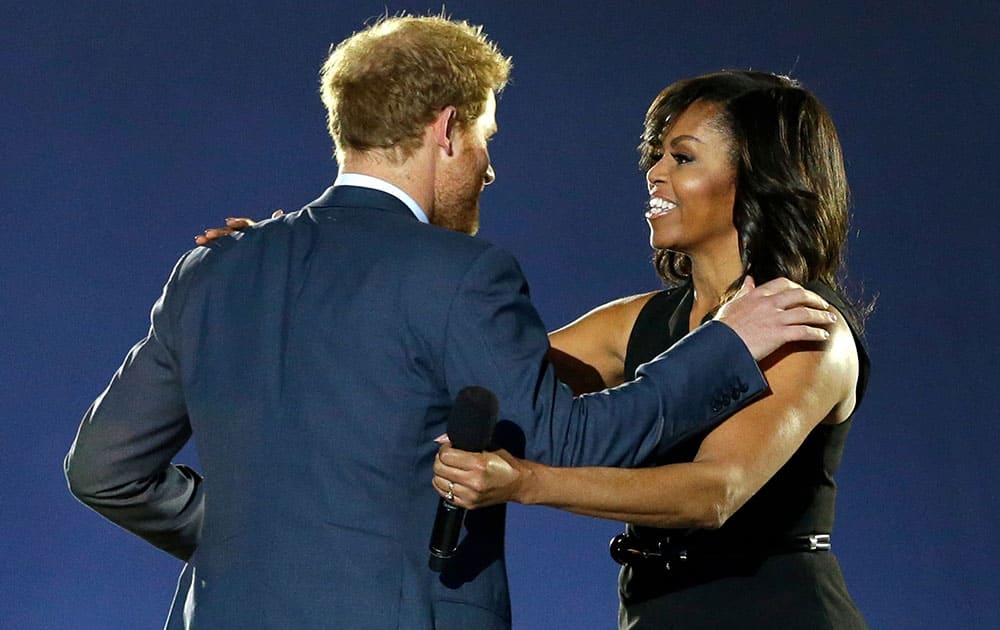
[194,210,284,245]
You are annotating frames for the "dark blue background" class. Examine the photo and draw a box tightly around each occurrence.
[3,2,997,628]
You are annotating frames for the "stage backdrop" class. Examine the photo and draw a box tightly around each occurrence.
[3,2,997,628]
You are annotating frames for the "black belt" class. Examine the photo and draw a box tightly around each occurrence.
[610,532,831,572]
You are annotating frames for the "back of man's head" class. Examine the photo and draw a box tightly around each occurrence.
[320,15,511,163]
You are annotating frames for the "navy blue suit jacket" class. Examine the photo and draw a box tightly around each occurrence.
[66,185,765,629]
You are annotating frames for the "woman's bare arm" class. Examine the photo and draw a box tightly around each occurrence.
[545,292,658,393]
[434,311,859,529]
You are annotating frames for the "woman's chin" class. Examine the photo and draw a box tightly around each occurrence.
[649,232,678,252]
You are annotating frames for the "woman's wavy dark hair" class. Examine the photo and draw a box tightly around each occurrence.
[641,71,862,316]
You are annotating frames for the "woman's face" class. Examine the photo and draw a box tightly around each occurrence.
[644,100,739,259]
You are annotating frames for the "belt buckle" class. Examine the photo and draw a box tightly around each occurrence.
[609,534,687,572]
[610,533,661,565]
[806,534,831,551]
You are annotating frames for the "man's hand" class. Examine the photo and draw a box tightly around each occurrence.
[715,277,836,361]
[194,210,284,246]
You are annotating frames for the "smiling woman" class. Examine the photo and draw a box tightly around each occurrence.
[433,71,870,629]
[644,72,850,295]
[643,99,740,278]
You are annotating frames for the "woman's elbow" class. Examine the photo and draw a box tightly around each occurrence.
[695,500,735,530]
[689,470,747,529]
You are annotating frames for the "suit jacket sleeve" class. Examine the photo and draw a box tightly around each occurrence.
[64,252,203,561]
[442,245,767,468]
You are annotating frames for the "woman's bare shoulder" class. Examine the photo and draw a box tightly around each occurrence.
[552,290,661,335]
[822,306,862,422]
[547,291,663,389]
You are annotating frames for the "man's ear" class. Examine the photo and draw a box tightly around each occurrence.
[431,106,458,156]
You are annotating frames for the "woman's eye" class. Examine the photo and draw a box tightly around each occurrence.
[672,152,692,165]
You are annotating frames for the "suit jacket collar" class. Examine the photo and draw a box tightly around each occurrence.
[307,185,420,223]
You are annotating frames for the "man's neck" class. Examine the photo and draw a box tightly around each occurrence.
[338,149,434,215]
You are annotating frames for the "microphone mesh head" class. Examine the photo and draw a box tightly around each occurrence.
[447,386,499,451]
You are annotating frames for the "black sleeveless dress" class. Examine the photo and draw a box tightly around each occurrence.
[617,283,869,629]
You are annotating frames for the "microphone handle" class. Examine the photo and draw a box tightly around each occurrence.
[428,499,466,571]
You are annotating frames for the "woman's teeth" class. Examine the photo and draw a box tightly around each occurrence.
[645,198,677,219]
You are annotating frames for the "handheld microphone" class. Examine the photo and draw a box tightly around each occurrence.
[428,386,498,572]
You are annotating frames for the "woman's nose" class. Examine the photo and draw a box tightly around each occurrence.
[646,158,667,191]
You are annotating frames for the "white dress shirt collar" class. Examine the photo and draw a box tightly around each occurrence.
[333,172,429,224]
